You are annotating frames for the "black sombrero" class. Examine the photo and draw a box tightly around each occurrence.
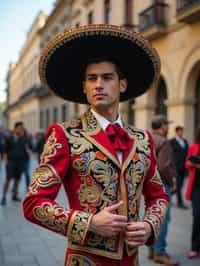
[39,24,161,103]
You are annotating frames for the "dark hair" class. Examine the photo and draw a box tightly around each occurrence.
[175,126,183,132]
[82,56,125,80]
[195,127,200,143]
[14,121,23,129]
[151,115,168,130]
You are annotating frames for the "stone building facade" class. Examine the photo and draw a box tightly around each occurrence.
[6,0,200,141]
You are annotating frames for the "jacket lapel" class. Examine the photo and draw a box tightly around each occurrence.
[81,110,121,169]
[121,125,136,173]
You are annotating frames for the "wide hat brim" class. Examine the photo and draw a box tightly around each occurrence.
[39,24,161,103]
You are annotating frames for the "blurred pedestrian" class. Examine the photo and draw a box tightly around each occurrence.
[1,122,27,205]
[148,114,178,265]
[170,126,188,209]
[34,131,45,163]
[185,127,200,259]
[0,126,6,173]
[23,129,33,190]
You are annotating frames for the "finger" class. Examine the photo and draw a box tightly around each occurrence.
[112,214,128,222]
[125,231,145,238]
[106,201,124,212]
[112,221,127,228]
[125,239,144,247]
[126,222,144,231]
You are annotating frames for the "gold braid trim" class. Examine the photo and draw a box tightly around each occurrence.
[143,199,168,239]
[67,211,93,245]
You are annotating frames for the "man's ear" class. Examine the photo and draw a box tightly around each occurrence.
[120,79,127,93]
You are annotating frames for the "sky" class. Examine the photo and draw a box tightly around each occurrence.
[0,1,55,102]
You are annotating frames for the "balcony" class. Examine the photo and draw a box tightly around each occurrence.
[139,3,169,40]
[177,0,200,23]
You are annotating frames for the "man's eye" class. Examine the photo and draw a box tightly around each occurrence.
[88,76,96,81]
[103,75,113,80]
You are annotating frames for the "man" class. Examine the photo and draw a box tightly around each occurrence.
[1,122,27,205]
[170,126,188,209]
[148,115,178,265]
[23,25,168,266]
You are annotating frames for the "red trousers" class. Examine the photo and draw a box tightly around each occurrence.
[65,248,138,266]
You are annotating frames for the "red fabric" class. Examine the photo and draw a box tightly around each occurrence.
[65,249,138,266]
[106,124,130,152]
[185,143,200,200]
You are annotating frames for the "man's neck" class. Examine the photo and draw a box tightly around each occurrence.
[91,107,118,122]
[153,129,166,137]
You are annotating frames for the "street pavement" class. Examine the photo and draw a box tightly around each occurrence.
[0,156,200,266]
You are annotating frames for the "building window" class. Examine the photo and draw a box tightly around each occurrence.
[40,110,44,129]
[104,0,111,24]
[46,109,50,129]
[195,73,200,130]
[75,22,80,27]
[61,104,67,121]
[53,107,58,123]
[125,0,133,24]
[155,79,167,116]
[88,11,93,24]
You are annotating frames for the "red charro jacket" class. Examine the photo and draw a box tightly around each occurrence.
[23,110,168,264]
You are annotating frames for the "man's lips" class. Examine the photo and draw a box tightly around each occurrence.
[94,93,107,98]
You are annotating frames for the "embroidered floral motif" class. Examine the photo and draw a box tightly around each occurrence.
[33,202,69,235]
[66,254,96,266]
[27,165,61,195]
[144,199,168,238]
[151,168,163,185]
[126,126,151,156]
[68,211,92,245]
[66,120,93,155]
[40,128,62,164]
[73,152,119,213]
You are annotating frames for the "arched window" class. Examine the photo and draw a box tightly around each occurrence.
[195,73,200,130]
[155,79,167,116]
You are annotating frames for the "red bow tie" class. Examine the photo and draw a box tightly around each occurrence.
[106,123,129,152]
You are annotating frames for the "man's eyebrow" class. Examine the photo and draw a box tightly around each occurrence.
[86,72,115,76]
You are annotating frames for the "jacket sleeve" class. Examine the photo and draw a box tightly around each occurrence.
[22,123,93,245]
[142,131,169,243]
[157,140,177,186]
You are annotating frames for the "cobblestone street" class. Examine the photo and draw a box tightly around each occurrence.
[0,157,200,266]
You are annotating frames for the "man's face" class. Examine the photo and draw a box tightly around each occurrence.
[83,61,127,112]
[161,123,169,136]
[176,129,183,138]
[15,125,24,136]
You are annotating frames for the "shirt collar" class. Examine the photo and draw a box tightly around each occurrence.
[91,109,123,131]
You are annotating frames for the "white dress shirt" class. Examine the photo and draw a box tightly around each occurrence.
[176,136,185,149]
[91,109,123,163]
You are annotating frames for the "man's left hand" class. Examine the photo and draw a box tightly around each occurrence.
[125,221,152,247]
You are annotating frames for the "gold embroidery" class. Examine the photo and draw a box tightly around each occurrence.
[67,211,93,245]
[66,254,96,266]
[40,128,62,164]
[33,202,69,235]
[65,119,93,155]
[144,199,168,239]
[28,165,61,194]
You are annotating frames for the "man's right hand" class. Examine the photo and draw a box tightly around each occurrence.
[89,201,127,237]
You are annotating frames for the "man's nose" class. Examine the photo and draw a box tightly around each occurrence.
[95,77,104,88]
